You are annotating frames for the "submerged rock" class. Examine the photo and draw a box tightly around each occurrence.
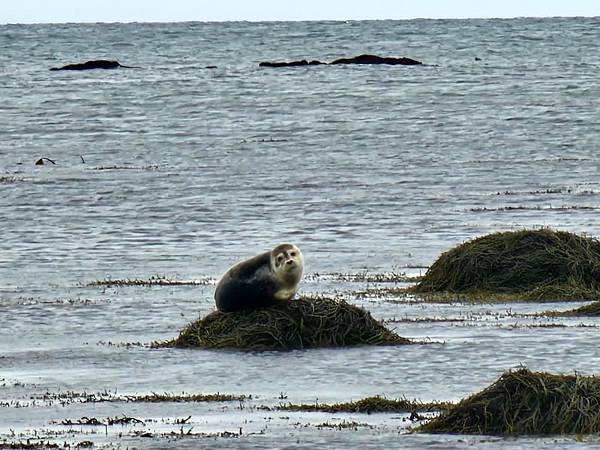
[160,296,411,351]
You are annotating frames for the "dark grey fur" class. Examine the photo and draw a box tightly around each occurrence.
[214,244,298,312]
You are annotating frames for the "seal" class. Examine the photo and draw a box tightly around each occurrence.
[214,244,304,312]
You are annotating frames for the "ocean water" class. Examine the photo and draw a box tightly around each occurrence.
[2,17,600,448]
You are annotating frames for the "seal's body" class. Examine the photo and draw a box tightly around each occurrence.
[215,244,304,312]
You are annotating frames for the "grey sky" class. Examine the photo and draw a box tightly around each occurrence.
[3,0,600,24]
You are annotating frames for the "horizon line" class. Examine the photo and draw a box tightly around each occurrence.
[1,14,599,26]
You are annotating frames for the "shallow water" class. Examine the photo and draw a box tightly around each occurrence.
[2,17,600,448]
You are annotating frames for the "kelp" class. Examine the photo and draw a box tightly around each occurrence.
[553,300,600,317]
[123,393,248,402]
[275,395,449,413]
[412,229,600,301]
[419,368,600,435]
[159,297,411,351]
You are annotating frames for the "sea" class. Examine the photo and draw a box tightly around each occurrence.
[2,17,600,449]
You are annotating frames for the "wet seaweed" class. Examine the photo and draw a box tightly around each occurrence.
[470,205,598,212]
[315,420,372,430]
[133,429,242,439]
[353,287,413,299]
[551,300,600,317]
[355,286,554,304]
[413,229,600,301]
[88,275,213,287]
[494,188,565,196]
[27,390,248,407]
[419,368,600,435]
[123,392,249,402]
[0,176,24,183]
[90,165,160,171]
[272,396,450,414]
[304,272,420,283]
[58,415,145,426]
[59,417,104,426]
[158,297,411,351]
[0,443,60,449]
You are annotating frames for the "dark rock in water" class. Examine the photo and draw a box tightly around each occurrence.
[330,54,422,65]
[259,59,325,68]
[50,60,137,71]
[259,54,422,68]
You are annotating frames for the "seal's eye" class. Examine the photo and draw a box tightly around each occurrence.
[277,255,284,264]
[290,252,296,257]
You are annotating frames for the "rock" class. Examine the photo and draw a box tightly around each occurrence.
[259,59,325,68]
[259,54,422,68]
[50,60,138,71]
[330,54,422,65]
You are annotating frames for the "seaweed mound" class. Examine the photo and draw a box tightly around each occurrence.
[278,395,449,414]
[413,229,600,301]
[555,300,600,317]
[162,297,410,351]
[420,368,600,435]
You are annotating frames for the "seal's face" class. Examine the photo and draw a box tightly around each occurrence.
[271,243,304,284]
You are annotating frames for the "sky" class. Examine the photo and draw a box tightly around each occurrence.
[3,0,600,24]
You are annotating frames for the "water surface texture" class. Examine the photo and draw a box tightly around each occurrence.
[2,18,600,448]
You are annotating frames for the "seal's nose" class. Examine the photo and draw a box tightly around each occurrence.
[286,259,295,265]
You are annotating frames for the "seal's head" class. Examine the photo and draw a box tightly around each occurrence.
[270,243,304,287]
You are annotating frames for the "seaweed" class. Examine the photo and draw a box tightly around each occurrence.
[88,275,212,286]
[419,368,600,435]
[0,443,60,449]
[315,420,372,430]
[124,392,248,402]
[552,300,600,317]
[412,229,600,301]
[274,395,449,414]
[158,297,411,351]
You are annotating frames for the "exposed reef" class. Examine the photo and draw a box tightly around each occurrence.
[259,53,422,68]
[50,60,138,71]
[259,59,326,68]
[330,54,422,65]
